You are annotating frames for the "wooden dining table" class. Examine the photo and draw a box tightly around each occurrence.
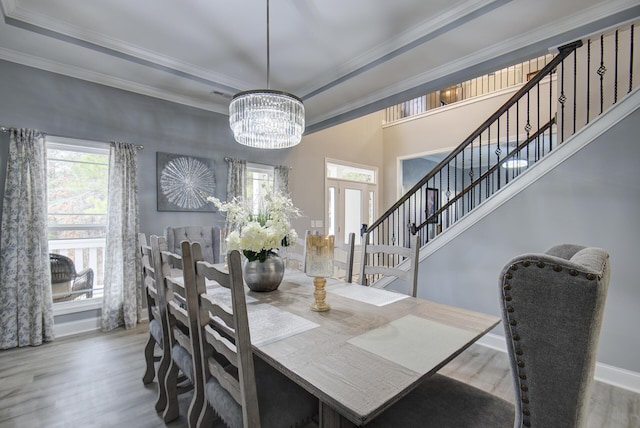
[210,270,500,427]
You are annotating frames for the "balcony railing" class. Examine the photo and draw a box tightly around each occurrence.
[384,54,556,124]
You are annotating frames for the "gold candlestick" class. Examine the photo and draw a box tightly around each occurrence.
[311,277,330,312]
[306,234,334,312]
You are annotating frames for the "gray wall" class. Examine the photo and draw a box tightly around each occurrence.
[0,59,291,240]
[406,106,640,373]
[3,58,638,375]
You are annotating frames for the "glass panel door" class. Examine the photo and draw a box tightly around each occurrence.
[327,180,372,246]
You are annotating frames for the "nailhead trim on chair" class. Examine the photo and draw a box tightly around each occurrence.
[504,261,532,427]
[502,255,602,427]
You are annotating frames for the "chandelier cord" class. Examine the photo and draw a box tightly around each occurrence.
[266,0,270,90]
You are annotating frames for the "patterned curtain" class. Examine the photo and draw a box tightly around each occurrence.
[274,165,290,195]
[101,142,141,331]
[226,158,246,200]
[0,129,54,349]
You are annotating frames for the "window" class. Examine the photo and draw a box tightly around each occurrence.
[326,161,376,183]
[246,163,275,214]
[47,137,109,304]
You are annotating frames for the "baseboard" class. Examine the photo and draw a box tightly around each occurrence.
[477,333,640,394]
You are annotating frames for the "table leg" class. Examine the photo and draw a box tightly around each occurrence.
[319,402,357,428]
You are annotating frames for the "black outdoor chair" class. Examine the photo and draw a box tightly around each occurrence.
[50,253,94,302]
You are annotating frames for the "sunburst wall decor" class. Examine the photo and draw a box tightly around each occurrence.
[157,152,216,212]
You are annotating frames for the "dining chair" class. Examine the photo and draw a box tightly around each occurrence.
[140,233,160,386]
[332,232,355,283]
[359,233,420,297]
[366,244,610,428]
[155,236,201,425]
[147,234,190,415]
[142,234,177,413]
[183,243,318,428]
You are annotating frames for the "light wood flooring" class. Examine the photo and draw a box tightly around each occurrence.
[0,323,638,427]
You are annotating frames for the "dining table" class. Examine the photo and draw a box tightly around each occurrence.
[208,269,501,427]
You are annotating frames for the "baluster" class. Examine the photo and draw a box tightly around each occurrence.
[598,34,606,114]
[614,29,619,104]
[495,118,501,190]
[586,39,591,124]
[573,48,578,134]
[629,24,634,94]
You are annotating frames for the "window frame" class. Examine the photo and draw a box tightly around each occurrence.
[46,136,110,313]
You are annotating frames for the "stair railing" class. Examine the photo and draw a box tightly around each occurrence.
[362,21,638,281]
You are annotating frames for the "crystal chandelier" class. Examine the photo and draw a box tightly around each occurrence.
[229,0,305,149]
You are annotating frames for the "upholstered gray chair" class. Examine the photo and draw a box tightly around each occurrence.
[367,244,610,428]
[164,226,221,264]
[499,244,610,427]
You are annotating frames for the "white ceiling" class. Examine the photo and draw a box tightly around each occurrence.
[1,0,638,133]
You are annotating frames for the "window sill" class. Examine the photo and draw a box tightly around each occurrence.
[53,298,101,316]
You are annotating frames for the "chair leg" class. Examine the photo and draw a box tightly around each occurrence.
[163,359,180,423]
[188,378,205,428]
[155,350,171,412]
[142,337,156,385]
[197,401,216,428]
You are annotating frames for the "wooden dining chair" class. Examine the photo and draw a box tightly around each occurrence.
[155,236,201,425]
[359,233,420,297]
[333,232,355,283]
[366,244,611,428]
[141,234,178,415]
[183,243,318,428]
[140,233,160,385]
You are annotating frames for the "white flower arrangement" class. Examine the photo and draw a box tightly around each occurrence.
[207,192,301,262]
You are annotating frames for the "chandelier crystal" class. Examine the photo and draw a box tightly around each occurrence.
[229,89,305,149]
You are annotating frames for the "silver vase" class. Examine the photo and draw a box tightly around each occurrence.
[242,252,285,292]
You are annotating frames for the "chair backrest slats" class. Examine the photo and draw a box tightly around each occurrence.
[333,232,355,283]
[204,350,243,404]
[201,294,235,338]
[359,234,420,297]
[148,235,171,343]
[187,244,261,428]
[203,323,238,365]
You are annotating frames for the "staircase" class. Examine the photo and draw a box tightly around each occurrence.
[362,20,639,287]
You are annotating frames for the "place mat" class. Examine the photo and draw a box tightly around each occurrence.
[247,304,319,346]
[347,315,477,373]
[328,284,409,306]
[207,286,258,305]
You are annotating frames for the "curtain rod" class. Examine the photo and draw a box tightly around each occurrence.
[1,126,144,150]
[224,156,293,170]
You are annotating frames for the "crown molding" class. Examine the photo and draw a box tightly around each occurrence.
[0,46,228,114]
